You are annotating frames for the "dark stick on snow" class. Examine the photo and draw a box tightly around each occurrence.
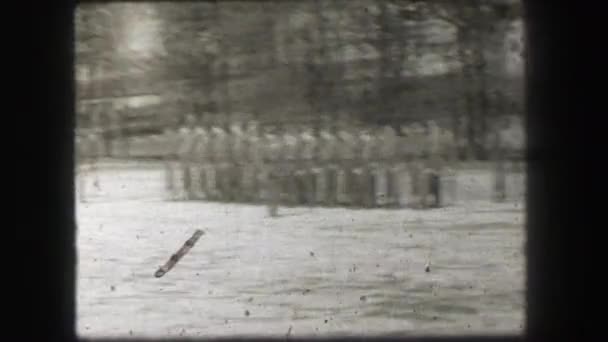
[154,229,205,278]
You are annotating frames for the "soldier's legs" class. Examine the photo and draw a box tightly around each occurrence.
[314,166,326,204]
[326,166,338,206]
[494,159,507,202]
[164,157,174,196]
[189,162,205,200]
[386,165,398,207]
[266,168,280,217]
[181,161,192,200]
[409,163,423,209]
[374,165,389,207]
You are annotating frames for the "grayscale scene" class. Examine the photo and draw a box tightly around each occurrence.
[75,0,525,338]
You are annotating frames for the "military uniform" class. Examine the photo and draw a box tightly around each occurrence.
[439,127,458,206]
[422,121,443,208]
[243,122,262,202]
[189,126,208,200]
[201,126,217,200]
[295,127,316,206]
[355,128,375,207]
[317,129,338,206]
[162,128,178,200]
[229,124,246,202]
[396,125,414,208]
[177,125,196,200]
[211,126,231,201]
[336,128,357,206]
[375,126,398,207]
[263,129,282,216]
[282,129,299,205]
[407,124,426,209]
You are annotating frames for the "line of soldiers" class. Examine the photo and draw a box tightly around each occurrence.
[163,114,464,211]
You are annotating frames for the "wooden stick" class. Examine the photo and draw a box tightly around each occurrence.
[154,229,205,278]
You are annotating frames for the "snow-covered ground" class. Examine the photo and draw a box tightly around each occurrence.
[76,161,525,338]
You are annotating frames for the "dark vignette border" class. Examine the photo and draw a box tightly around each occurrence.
[13,0,598,341]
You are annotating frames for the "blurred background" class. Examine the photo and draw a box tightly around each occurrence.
[75,0,523,161]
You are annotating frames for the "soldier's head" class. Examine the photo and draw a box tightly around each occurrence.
[181,113,196,127]
[246,120,259,134]
[230,122,242,134]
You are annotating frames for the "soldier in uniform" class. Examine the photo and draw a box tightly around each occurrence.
[229,122,246,202]
[336,123,357,206]
[295,124,316,206]
[162,124,179,200]
[211,123,231,201]
[396,124,414,208]
[318,125,339,206]
[176,114,198,200]
[375,125,398,207]
[189,117,208,200]
[355,126,375,208]
[439,125,458,206]
[201,117,217,201]
[262,126,282,216]
[281,124,299,206]
[408,123,426,209]
[243,120,262,203]
[422,120,443,208]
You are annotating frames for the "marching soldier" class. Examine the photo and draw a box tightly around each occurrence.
[318,125,339,206]
[336,124,357,206]
[396,124,414,208]
[229,122,246,202]
[295,124,316,206]
[244,120,263,203]
[282,125,299,206]
[201,118,217,201]
[408,123,426,209]
[355,126,376,208]
[211,123,231,201]
[176,114,198,200]
[263,126,282,217]
[162,125,179,200]
[189,118,208,200]
[376,125,398,207]
[422,120,443,208]
[439,125,458,206]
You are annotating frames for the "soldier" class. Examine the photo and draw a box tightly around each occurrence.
[422,120,443,208]
[336,123,357,206]
[281,124,299,206]
[176,114,198,200]
[262,126,282,217]
[211,123,231,201]
[354,126,375,208]
[439,125,458,206]
[229,122,246,202]
[318,125,339,206]
[189,118,208,200]
[295,124,316,206]
[162,124,180,200]
[375,125,398,207]
[408,123,426,209]
[201,117,217,201]
[243,120,262,203]
[396,124,414,208]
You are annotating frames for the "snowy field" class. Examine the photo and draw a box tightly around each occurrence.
[76,160,525,338]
